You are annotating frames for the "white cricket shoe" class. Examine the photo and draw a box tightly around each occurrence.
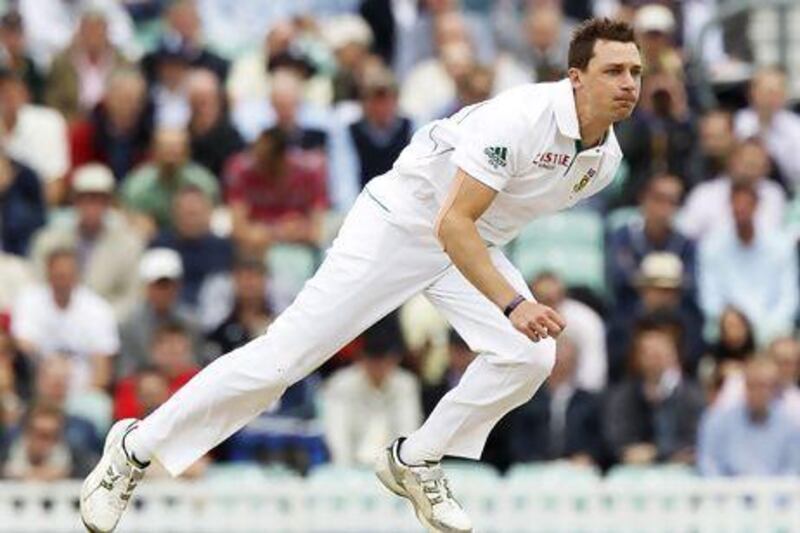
[80,419,147,532]
[375,438,473,533]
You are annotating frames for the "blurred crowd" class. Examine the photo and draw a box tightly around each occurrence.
[0,0,799,483]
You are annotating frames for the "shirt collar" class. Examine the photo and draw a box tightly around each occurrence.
[553,78,581,140]
[553,78,620,155]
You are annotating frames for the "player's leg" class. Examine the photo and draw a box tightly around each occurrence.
[375,248,554,533]
[80,193,449,533]
[406,247,555,461]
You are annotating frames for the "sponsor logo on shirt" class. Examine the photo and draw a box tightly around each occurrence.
[533,151,572,170]
[484,146,509,169]
[572,168,597,193]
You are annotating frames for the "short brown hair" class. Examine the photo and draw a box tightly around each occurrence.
[568,18,636,71]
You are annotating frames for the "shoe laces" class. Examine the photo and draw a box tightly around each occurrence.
[101,462,144,511]
[413,463,455,507]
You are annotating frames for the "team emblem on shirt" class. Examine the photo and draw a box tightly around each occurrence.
[572,168,596,193]
[484,146,509,169]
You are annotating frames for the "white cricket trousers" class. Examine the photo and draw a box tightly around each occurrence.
[137,192,556,476]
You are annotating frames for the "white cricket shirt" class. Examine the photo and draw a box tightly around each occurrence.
[367,78,623,246]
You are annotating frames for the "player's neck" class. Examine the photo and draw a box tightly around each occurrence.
[574,92,611,148]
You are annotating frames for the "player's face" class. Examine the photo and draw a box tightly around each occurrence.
[573,40,642,122]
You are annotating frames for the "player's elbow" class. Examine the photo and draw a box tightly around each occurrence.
[435,210,463,249]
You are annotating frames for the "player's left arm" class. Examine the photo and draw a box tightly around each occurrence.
[436,168,565,342]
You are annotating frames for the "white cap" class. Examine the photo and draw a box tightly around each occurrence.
[634,4,676,34]
[322,15,373,50]
[73,163,115,194]
[636,252,683,289]
[139,248,183,282]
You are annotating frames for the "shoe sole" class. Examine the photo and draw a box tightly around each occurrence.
[79,418,138,532]
[374,447,472,533]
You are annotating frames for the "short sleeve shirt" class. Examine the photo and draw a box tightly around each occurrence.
[366,79,624,246]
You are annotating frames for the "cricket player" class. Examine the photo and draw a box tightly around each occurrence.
[81,18,641,533]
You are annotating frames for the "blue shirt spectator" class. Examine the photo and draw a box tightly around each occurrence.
[698,184,798,344]
[698,358,800,477]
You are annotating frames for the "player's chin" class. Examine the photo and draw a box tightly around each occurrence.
[612,104,636,121]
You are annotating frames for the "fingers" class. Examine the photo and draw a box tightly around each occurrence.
[524,318,566,341]
[547,309,567,330]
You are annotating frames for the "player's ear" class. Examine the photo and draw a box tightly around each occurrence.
[567,67,583,90]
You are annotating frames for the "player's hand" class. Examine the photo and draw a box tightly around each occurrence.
[508,301,566,342]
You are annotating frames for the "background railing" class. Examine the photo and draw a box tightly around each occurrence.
[1,464,798,532]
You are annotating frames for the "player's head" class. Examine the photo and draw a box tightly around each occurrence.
[567,18,641,123]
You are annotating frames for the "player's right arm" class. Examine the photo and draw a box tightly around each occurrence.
[435,168,565,342]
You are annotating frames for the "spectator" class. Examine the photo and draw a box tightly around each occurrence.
[114,322,200,420]
[767,337,800,425]
[151,186,233,307]
[142,0,229,85]
[224,127,327,256]
[709,307,756,366]
[613,72,694,205]
[698,358,800,476]
[421,330,475,416]
[0,66,69,205]
[322,330,422,467]
[604,324,704,465]
[122,127,218,233]
[608,252,705,381]
[230,68,353,212]
[677,140,786,241]
[707,307,758,409]
[0,253,35,321]
[118,248,201,379]
[30,164,144,320]
[343,65,413,190]
[0,11,44,103]
[394,0,494,82]
[698,183,798,344]
[19,0,137,69]
[691,110,736,185]
[148,42,193,129]
[436,63,494,119]
[323,15,375,103]
[502,335,605,467]
[2,403,93,480]
[68,68,154,182]
[226,20,331,108]
[531,272,607,392]
[607,173,696,319]
[0,153,45,256]
[44,11,132,121]
[205,257,273,358]
[33,356,102,454]
[187,69,244,177]
[135,368,170,418]
[0,332,25,430]
[398,294,451,385]
[505,4,570,82]
[632,3,682,77]
[11,248,119,395]
[400,14,477,123]
[734,67,800,190]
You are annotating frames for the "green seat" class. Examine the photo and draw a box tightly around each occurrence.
[266,243,319,302]
[510,210,606,294]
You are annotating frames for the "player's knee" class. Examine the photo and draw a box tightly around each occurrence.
[517,337,557,377]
